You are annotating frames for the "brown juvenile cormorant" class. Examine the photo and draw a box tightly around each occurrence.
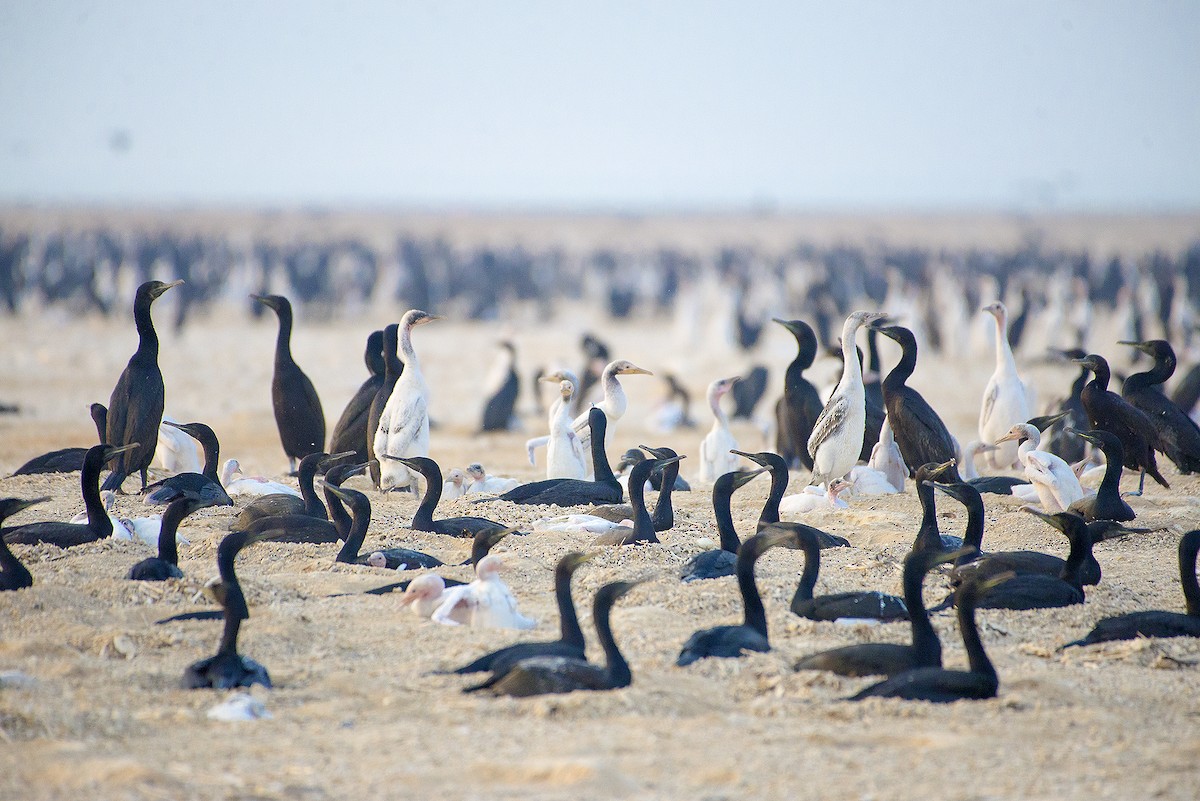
[1075,353,1168,494]
[677,525,804,665]
[253,293,326,473]
[180,530,275,689]
[1066,429,1135,522]
[366,323,402,488]
[1119,339,1200,474]
[490,408,622,507]
[794,546,967,677]
[324,483,445,569]
[12,402,107,475]
[4,444,137,547]
[591,454,684,546]
[789,523,910,622]
[450,552,593,676]
[143,421,232,507]
[0,497,47,590]
[1063,529,1200,647]
[873,325,962,481]
[679,468,766,582]
[849,572,1013,703]
[730,449,850,548]
[467,578,645,697]
[127,496,204,581]
[329,329,385,462]
[389,455,510,538]
[772,318,825,470]
[103,279,182,492]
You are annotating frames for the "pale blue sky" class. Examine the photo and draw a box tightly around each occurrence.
[2,1,1197,210]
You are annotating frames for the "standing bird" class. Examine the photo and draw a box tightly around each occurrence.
[808,311,888,491]
[103,279,183,492]
[698,376,741,482]
[773,318,824,470]
[366,323,402,488]
[180,530,275,690]
[873,325,962,481]
[978,301,1033,469]
[676,525,799,666]
[127,496,203,581]
[1119,339,1200,474]
[0,497,48,590]
[329,329,385,462]
[544,378,587,479]
[253,294,326,474]
[375,310,440,492]
[479,340,520,432]
[1075,353,1168,494]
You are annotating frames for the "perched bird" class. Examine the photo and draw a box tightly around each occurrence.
[1075,353,1168,494]
[677,525,799,666]
[698,376,741,482]
[591,454,683,546]
[180,530,276,690]
[1063,529,1200,647]
[0,497,48,590]
[449,551,594,676]
[467,578,645,697]
[773,318,824,470]
[375,310,440,492]
[849,572,1013,703]
[253,294,326,473]
[731,449,850,549]
[103,279,183,491]
[808,311,888,491]
[1119,339,1200,474]
[127,496,204,581]
[329,329,385,462]
[142,421,232,507]
[679,468,766,583]
[978,301,1033,469]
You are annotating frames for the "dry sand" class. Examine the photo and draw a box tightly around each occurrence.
[1,212,1199,800]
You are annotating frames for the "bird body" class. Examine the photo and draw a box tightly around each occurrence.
[375,310,439,491]
[1076,353,1168,494]
[698,376,741,482]
[253,294,326,473]
[329,329,385,462]
[393,456,508,537]
[773,318,824,470]
[978,302,1033,469]
[428,555,536,629]
[1120,340,1200,474]
[142,421,232,507]
[493,408,622,506]
[997,424,1085,513]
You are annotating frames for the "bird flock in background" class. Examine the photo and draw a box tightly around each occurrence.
[3,225,1200,707]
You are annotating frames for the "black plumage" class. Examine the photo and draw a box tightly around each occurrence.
[772,318,824,470]
[254,293,326,473]
[233,451,338,530]
[12,402,107,475]
[1076,353,1168,494]
[127,496,204,581]
[1066,429,1135,522]
[790,522,910,622]
[491,408,622,507]
[103,279,182,491]
[1120,339,1200,474]
[732,449,850,549]
[143,421,232,507]
[366,323,402,488]
[874,325,962,482]
[479,341,520,432]
[592,455,683,545]
[393,455,509,537]
[329,329,385,462]
[729,364,768,420]
[679,468,765,582]
[0,497,47,590]
[326,484,444,569]
[180,530,275,690]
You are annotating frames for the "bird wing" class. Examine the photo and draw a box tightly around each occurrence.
[807,395,849,458]
[431,585,472,626]
[979,378,999,430]
[380,390,428,456]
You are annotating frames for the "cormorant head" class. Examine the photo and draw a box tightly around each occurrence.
[465,463,486,481]
[729,449,785,473]
[609,360,653,377]
[714,467,767,494]
[981,301,1007,318]
[556,551,596,577]
[1021,506,1089,540]
[0,496,50,523]
[994,424,1035,446]
[1027,412,1067,432]
[142,279,184,302]
[1118,339,1172,363]
[954,570,1015,608]
[401,309,441,328]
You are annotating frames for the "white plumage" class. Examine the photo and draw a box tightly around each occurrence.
[543,377,588,479]
[375,310,439,491]
[996,423,1085,512]
[431,555,536,629]
[868,415,907,493]
[698,376,740,483]
[464,463,520,494]
[220,459,301,499]
[778,478,851,513]
[978,302,1034,469]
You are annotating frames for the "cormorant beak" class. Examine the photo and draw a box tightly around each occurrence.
[1020,505,1063,530]
[416,314,444,325]
[729,449,767,466]
[321,482,351,501]
[929,458,956,477]
[1032,412,1068,430]
[655,455,685,468]
[939,545,978,565]
[978,570,1016,592]
[152,279,184,298]
[564,551,598,570]
[732,467,768,488]
[1117,340,1153,354]
[9,496,51,515]
[994,431,1018,445]
[620,365,653,376]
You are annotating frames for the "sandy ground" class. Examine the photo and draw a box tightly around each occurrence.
[1,216,1199,800]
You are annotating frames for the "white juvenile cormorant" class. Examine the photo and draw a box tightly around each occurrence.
[464,463,520,494]
[995,423,1085,513]
[698,376,741,483]
[429,553,536,630]
[808,311,888,491]
[543,377,587,479]
[978,301,1033,469]
[375,310,440,492]
[253,293,326,473]
[103,279,183,492]
[127,496,204,581]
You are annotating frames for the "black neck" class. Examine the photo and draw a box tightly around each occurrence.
[788,534,822,612]
[1059,522,1093,589]
[913,481,942,553]
[132,292,160,362]
[758,463,787,526]
[1095,441,1124,500]
[737,538,772,636]
[1126,351,1174,393]
[881,334,916,394]
[957,592,996,680]
[555,564,586,648]
[1179,531,1200,616]
[218,604,243,655]
[157,501,189,565]
[196,431,220,482]
[1088,360,1111,392]
[410,462,441,529]
[595,592,631,688]
[589,415,617,485]
[272,302,295,366]
[903,556,941,666]
[650,460,677,530]
[713,480,742,553]
[628,461,656,542]
[334,495,372,563]
[298,457,328,519]
[382,325,402,381]
[81,449,113,537]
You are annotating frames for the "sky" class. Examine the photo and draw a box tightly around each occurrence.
[1,1,1198,211]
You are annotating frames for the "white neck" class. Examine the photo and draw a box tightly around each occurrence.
[837,317,864,396]
[991,309,1018,374]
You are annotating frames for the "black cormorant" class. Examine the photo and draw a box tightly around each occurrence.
[479,341,520,432]
[103,279,182,491]
[1066,429,1135,522]
[790,522,910,622]
[127,496,204,580]
[233,450,342,529]
[679,468,765,582]
[0,497,47,590]
[1075,353,1168,494]
[592,455,683,545]
[329,329,385,462]
[730,449,850,548]
[12,402,107,475]
[1119,339,1200,474]
[143,421,232,507]
[392,455,509,537]
[253,293,326,473]
[325,483,445,569]
[772,318,824,470]
[366,323,402,488]
[491,408,622,507]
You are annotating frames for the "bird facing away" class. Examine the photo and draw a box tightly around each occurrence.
[103,279,183,491]
[253,293,326,473]
[329,328,385,462]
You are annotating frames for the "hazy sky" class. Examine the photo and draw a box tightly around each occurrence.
[2,1,1198,210]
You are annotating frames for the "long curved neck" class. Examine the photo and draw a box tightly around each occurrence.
[709,390,729,427]
[0,539,31,586]
[555,567,585,647]
[882,336,916,393]
[737,542,770,636]
[1060,526,1091,588]
[837,320,864,393]
[157,503,186,565]
[629,466,656,541]
[410,466,441,528]
[81,452,113,537]
[957,596,995,679]
[198,434,220,481]
[1088,361,1111,392]
[602,369,629,420]
[1179,533,1200,616]
[650,462,676,530]
[325,485,351,537]
[595,597,631,688]
[335,500,371,562]
[789,538,821,610]
[903,560,941,666]
[382,326,402,382]
[991,310,1017,374]
[398,321,419,366]
[962,493,984,552]
[758,464,787,525]
[913,482,942,552]
[589,417,616,484]
[713,482,742,553]
[272,304,295,366]
[218,606,243,655]
[1096,442,1124,499]
[960,444,981,481]
[1126,354,1173,393]
[132,294,160,361]
[299,460,328,519]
